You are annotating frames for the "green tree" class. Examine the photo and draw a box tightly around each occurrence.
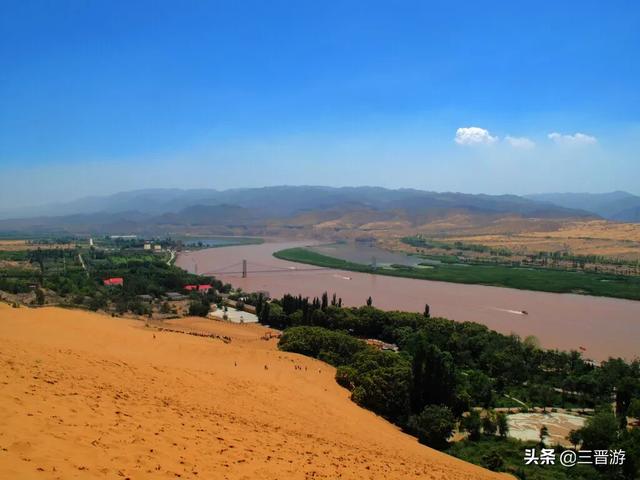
[496,412,509,438]
[130,300,151,316]
[628,398,640,419]
[407,405,455,450]
[538,385,555,412]
[615,376,639,428]
[481,450,505,472]
[523,335,540,349]
[467,370,493,408]
[345,350,412,422]
[321,292,328,310]
[617,428,640,480]
[188,299,210,317]
[411,338,457,411]
[88,294,107,311]
[567,429,582,450]
[482,410,497,435]
[578,411,618,451]
[255,293,264,317]
[259,301,270,323]
[539,425,549,446]
[461,410,482,441]
[279,326,367,366]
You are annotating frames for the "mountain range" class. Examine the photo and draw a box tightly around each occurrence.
[2,186,637,235]
[526,191,640,222]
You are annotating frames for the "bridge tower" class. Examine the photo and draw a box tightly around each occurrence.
[242,259,247,278]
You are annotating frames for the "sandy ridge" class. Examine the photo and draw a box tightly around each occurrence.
[0,304,506,479]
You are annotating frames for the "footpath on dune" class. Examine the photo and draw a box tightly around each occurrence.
[0,304,507,480]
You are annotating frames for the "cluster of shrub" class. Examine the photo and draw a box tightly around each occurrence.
[0,248,77,294]
[261,292,640,478]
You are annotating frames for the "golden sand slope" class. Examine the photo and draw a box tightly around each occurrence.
[0,304,505,480]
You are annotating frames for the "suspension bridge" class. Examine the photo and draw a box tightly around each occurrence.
[195,259,332,278]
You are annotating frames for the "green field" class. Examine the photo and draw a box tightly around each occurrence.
[274,247,640,301]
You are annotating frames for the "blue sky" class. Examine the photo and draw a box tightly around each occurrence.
[1,0,639,207]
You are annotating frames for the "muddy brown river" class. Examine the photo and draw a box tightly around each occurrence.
[176,241,640,362]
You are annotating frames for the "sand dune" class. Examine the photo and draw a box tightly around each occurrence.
[0,304,505,479]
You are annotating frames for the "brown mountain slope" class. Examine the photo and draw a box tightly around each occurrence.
[0,304,507,480]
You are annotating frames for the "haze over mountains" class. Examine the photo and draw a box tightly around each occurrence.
[526,191,640,222]
[2,185,638,235]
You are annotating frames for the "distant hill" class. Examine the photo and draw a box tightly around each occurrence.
[2,186,596,219]
[0,186,597,235]
[0,188,224,219]
[526,191,640,222]
[154,204,258,226]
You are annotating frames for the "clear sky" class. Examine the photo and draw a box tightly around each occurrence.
[1,0,639,207]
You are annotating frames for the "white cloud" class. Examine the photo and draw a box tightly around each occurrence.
[454,127,498,146]
[505,135,535,149]
[548,132,597,146]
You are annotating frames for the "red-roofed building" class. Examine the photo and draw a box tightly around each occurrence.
[103,277,124,286]
[184,284,212,292]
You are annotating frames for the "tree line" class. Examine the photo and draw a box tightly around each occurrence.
[264,292,640,478]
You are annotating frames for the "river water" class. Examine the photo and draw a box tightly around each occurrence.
[176,241,640,362]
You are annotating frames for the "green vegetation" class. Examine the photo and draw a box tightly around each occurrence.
[452,412,640,479]
[404,235,639,269]
[0,250,30,261]
[408,405,455,450]
[274,247,640,300]
[0,241,232,315]
[448,437,603,479]
[264,292,640,479]
[280,326,368,366]
[188,297,212,317]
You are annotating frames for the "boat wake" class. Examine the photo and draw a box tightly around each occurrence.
[332,274,352,280]
[491,307,527,315]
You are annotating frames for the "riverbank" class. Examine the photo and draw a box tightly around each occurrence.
[274,247,640,301]
[176,241,640,361]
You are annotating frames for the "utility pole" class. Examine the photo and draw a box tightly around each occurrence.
[242,259,247,278]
